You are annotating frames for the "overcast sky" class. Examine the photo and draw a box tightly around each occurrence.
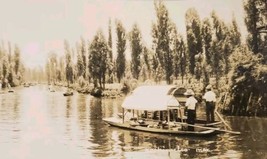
[0,0,246,68]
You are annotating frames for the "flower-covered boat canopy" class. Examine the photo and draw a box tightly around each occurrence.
[122,85,180,111]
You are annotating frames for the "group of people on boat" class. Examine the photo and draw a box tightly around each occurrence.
[122,84,217,132]
[185,84,217,131]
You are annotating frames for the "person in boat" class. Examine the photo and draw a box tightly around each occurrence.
[124,110,135,121]
[184,89,198,131]
[203,84,216,123]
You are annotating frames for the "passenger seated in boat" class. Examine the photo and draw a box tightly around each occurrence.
[138,119,145,124]
[124,110,134,121]
[168,122,176,128]
[129,117,139,126]
[137,119,149,127]
[158,120,168,129]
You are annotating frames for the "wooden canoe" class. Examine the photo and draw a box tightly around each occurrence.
[63,92,73,96]
[103,118,217,137]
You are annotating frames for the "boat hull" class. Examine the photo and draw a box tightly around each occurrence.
[63,92,73,96]
[103,118,217,137]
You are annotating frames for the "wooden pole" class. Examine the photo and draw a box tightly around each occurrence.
[167,109,170,130]
[122,108,125,123]
[215,110,232,130]
[176,122,240,135]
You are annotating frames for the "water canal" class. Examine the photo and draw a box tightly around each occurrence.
[0,85,266,159]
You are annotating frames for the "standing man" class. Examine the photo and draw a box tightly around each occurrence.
[184,89,198,131]
[203,84,216,123]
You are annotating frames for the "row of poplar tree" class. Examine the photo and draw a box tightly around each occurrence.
[45,1,242,88]
[0,42,23,88]
[43,1,267,116]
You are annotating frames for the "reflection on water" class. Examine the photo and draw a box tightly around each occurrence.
[0,85,266,158]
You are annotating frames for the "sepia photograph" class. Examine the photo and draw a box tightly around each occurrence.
[0,0,266,158]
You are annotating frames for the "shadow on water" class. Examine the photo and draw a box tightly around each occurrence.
[229,116,267,159]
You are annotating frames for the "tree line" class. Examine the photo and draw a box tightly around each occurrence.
[42,0,266,116]
[0,41,24,88]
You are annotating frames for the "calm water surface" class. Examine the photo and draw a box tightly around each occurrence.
[0,85,266,159]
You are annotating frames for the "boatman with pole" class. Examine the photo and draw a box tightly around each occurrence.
[184,89,198,131]
[203,84,216,123]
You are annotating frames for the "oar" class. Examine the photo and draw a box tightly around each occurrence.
[215,110,232,130]
[176,122,241,135]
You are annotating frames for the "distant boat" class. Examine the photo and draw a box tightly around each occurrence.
[7,83,14,93]
[8,89,14,93]
[24,83,30,87]
[63,85,73,96]
[48,85,56,92]
[63,91,73,96]
[50,86,55,92]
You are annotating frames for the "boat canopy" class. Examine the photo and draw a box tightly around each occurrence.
[122,85,180,111]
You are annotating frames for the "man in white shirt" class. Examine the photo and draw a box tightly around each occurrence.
[203,85,216,123]
[184,89,198,131]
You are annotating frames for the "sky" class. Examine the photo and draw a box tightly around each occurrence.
[0,0,247,69]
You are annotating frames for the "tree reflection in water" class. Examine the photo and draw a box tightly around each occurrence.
[0,86,265,159]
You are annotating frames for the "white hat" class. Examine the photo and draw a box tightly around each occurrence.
[184,89,195,96]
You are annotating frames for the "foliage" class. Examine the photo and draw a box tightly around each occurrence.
[80,37,87,78]
[115,20,126,83]
[227,47,267,116]
[64,40,74,85]
[0,42,23,87]
[76,42,84,77]
[88,30,109,88]
[152,1,173,84]
[244,0,267,55]
[107,19,114,83]
[14,45,20,75]
[129,23,142,80]
[185,8,202,76]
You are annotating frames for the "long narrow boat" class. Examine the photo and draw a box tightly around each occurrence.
[103,117,217,137]
[63,92,73,96]
[103,85,225,137]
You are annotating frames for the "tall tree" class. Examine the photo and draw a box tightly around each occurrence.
[244,0,260,54]
[202,18,213,65]
[142,46,153,80]
[185,8,203,77]
[178,35,187,84]
[244,0,267,57]
[229,16,241,48]
[48,52,58,84]
[201,18,213,85]
[64,40,73,86]
[211,11,227,88]
[76,44,84,77]
[14,45,21,75]
[88,30,109,88]
[129,23,142,80]
[80,37,87,78]
[223,17,241,75]
[108,18,113,60]
[107,19,114,83]
[153,1,173,84]
[115,20,126,83]
[170,23,179,79]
